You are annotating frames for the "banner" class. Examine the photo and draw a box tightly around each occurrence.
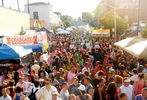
[7,35,38,46]
[92,29,110,37]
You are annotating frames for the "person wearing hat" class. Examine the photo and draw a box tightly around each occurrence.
[36,79,58,100]
[120,77,133,100]
[135,87,147,100]
[76,85,86,100]
[31,61,40,75]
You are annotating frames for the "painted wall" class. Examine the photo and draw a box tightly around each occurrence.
[0,7,30,36]
[25,4,51,30]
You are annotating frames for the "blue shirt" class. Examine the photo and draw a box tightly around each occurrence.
[135,94,147,100]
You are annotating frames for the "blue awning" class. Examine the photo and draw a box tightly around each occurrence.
[0,44,32,60]
[23,44,43,53]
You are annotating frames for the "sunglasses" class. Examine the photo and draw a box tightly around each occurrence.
[45,82,50,84]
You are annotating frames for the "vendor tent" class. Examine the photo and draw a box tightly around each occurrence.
[0,44,32,60]
[23,44,43,53]
[37,27,52,34]
[114,37,146,49]
[57,29,69,34]
[124,40,147,60]
[114,37,135,48]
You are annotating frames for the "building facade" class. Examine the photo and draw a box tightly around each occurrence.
[25,2,61,30]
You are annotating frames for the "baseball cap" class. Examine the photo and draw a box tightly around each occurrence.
[124,79,131,83]
[77,85,86,91]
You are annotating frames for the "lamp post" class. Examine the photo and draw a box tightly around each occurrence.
[137,0,140,35]
[1,0,4,6]
[27,0,30,14]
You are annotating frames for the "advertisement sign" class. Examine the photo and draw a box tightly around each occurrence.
[7,35,38,46]
[92,29,110,37]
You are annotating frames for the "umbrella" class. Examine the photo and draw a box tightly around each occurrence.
[0,44,32,60]
[124,40,147,60]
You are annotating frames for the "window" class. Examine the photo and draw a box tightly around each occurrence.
[33,12,39,19]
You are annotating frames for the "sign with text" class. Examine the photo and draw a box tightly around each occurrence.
[7,35,38,46]
[92,29,110,37]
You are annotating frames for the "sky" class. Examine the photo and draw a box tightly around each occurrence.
[0,0,100,18]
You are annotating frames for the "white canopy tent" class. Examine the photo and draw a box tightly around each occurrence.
[124,40,147,60]
[57,29,69,35]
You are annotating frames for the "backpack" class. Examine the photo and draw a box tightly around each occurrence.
[28,88,38,100]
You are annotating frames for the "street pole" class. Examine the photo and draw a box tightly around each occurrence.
[1,0,4,6]
[17,0,20,11]
[114,2,117,42]
[28,0,30,14]
[137,0,140,35]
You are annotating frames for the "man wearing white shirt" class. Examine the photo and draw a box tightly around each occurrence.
[130,69,138,82]
[120,78,133,100]
[36,79,58,100]
[82,62,90,74]
[0,88,12,100]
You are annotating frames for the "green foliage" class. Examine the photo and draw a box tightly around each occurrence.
[53,26,57,34]
[141,26,147,38]
[20,27,25,35]
[100,10,128,33]
[63,20,71,28]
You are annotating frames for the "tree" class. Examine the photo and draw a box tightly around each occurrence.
[100,10,128,33]
[141,26,147,38]
[63,20,71,28]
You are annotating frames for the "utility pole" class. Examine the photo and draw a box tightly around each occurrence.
[28,0,30,13]
[17,0,20,11]
[137,0,140,35]
[1,0,4,7]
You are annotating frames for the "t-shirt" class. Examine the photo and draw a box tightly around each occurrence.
[130,75,138,81]
[0,95,12,100]
[120,85,133,100]
[67,72,75,85]
[135,94,147,100]
[82,67,90,74]
[142,68,147,73]
[60,89,69,100]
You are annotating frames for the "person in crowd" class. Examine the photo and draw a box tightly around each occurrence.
[69,94,76,100]
[67,66,76,85]
[0,88,12,100]
[52,57,60,70]
[68,77,80,95]
[17,65,24,78]
[47,91,62,100]
[133,73,146,96]
[31,61,40,75]
[16,77,26,92]
[106,82,119,100]
[120,78,133,100]
[82,94,92,100]
[93,78,106,100]
[119,93,128,100]
[13,87,25,100]
[82,62,90,74]
[115,75,123,93]
[130,68,138,82]
[3,76,10,88]
[38,70,46,82]
[8,81,15,98]
[60,82,69,100]
[76,85,86,100]
[36,79,58,100]
[84,77,94,97]
[142,64,147,73]
[135,87,147,100]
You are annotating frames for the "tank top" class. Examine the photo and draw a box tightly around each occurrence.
[15,93,22,100]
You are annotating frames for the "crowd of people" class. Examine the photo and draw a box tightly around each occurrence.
[0,37,147,100]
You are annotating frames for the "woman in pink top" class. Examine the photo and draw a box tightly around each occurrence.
[67,66,76,85]
[134,73,146,96]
